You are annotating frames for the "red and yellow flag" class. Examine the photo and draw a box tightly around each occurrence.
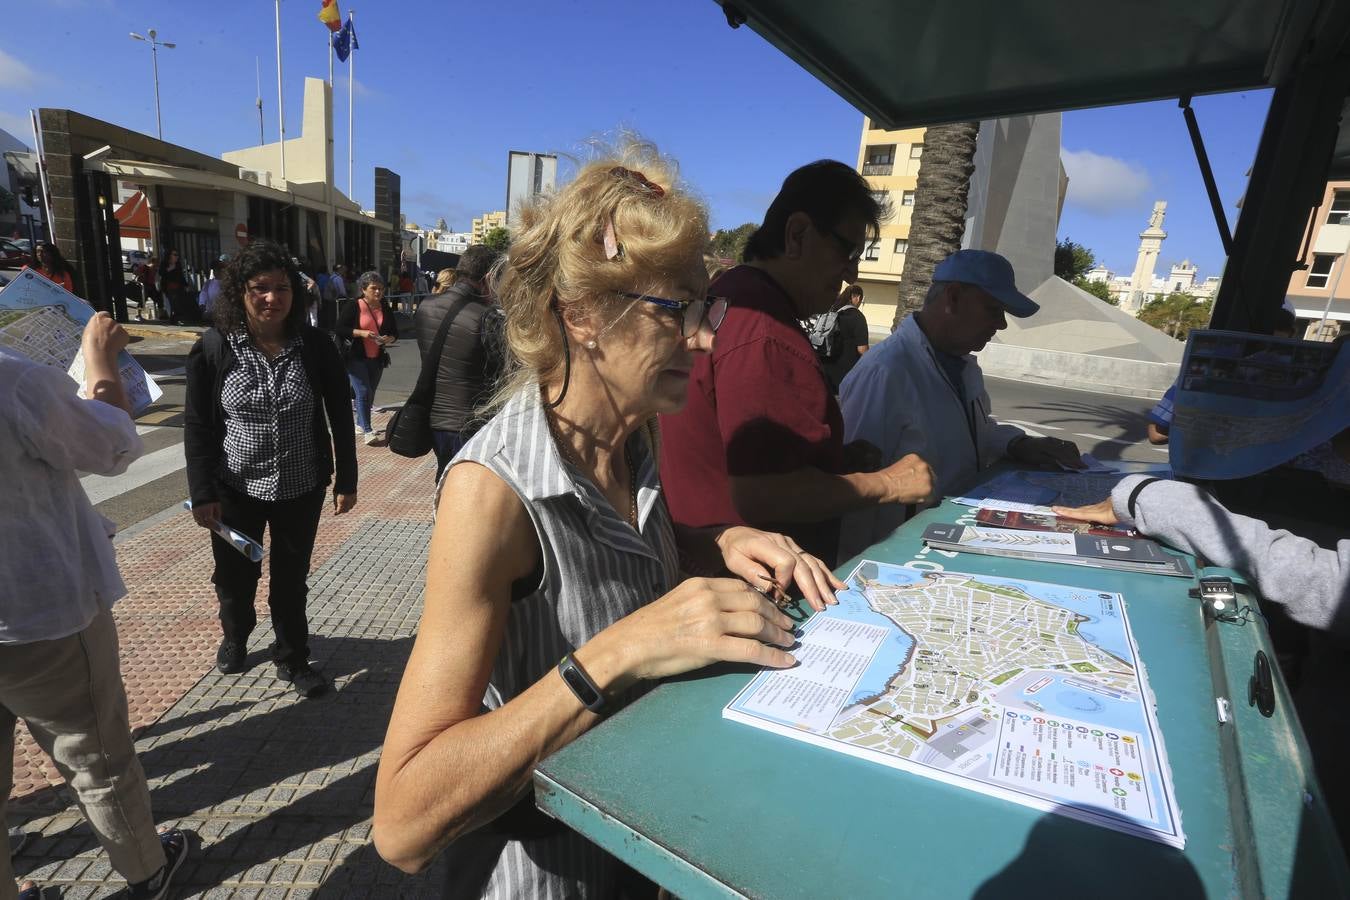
[318,0,342,32]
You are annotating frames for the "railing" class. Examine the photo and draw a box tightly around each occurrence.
[862,162,894,176]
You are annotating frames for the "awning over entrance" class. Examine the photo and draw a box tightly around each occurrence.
[114,190,150,240]
[715,0,1314,129]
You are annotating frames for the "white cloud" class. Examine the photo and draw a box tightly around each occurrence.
[0,50,36,90]
[1061,149,1152,215]
[334,75,378,100]
[0,110,31,140]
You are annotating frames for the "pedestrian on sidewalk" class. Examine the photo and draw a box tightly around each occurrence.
[374,142,842,897]
[157,249,187,325]
[31,242,74,293]
[136,257,160,321]
[412,244,505,480]
[184,239,358,699]
[336,271,399,445]
[198,254,229,321]
[1,313,188,900]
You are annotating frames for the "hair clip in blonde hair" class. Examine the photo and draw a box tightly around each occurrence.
[610,166,665,197]
[603,216,622,261]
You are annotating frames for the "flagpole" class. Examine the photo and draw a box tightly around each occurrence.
[327,27,334,86]
[275,0,287,184]
[255,57,264,144]
[347,9,355,202]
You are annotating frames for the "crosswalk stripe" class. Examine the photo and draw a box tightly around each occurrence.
[1001,419,1064,431]
[136,407,184,425]
[82,440,186,505]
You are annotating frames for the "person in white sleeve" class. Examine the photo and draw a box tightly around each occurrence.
[0,314,188,900]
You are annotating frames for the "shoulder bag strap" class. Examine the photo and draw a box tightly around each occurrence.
[407,294,477,406]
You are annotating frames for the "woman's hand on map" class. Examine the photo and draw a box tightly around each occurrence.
[584,577,799,688]
[1052,498,1116,525]
[1010,436,1086,470]
[716,526,844,612]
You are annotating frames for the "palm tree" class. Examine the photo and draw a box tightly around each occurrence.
[891,121,980,330]
[1138,292,1212,340]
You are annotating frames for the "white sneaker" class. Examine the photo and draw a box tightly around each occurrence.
[364,431,380,446]
[355,425,365,437]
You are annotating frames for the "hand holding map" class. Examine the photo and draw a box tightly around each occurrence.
[0,269,160,415]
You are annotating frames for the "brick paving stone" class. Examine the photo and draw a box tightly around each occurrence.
[9,430,450,895]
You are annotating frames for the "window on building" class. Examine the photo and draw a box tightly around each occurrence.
[863,145,895,176]
[910,144,924,159]
[870,190,889,208]
[894,238,908,255]
[863,240,881,262]
[901,190,916,207]
[1327,191,1350,225]
[865,145,895,166]
[1307,253,1337,288]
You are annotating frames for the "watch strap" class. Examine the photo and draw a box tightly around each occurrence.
[557,652,606,714]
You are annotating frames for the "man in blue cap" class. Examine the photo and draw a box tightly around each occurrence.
[837,249,1083,554]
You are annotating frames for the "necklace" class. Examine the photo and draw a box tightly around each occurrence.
[545,410,639,529]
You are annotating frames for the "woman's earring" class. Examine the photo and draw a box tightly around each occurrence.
[585,340,597,350]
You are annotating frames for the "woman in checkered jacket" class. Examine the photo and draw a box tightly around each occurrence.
[184,240,358,700]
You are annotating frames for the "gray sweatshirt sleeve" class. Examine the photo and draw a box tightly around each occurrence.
[1111,475,1350,634]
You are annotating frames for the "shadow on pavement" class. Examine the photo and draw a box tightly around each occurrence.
[13,634,433,894]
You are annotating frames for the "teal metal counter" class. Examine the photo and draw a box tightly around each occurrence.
[534,490,1349,898]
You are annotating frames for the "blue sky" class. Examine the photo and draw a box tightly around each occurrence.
[4,1,1269,282]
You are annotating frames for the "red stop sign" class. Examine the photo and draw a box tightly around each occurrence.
[235,223,249,247]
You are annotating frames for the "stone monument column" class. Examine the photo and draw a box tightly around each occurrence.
[1125,201,1167,316]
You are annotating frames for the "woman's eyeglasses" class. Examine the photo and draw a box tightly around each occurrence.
[619,292,729,337]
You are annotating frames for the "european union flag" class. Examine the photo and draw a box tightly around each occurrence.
[333,17,358,62]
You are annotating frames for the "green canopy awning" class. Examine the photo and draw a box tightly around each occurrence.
[716,0,1312,128]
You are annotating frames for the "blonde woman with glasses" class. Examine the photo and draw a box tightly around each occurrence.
[375,141,842,898]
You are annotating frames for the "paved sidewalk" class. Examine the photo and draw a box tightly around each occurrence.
[8,413,450,897]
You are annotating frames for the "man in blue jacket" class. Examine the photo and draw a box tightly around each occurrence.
[838,250,1083,554]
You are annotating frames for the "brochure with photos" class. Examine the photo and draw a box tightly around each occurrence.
[921,523,1194,579]
[974,508,1138,539]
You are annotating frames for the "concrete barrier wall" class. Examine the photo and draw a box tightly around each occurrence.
[974,343,1178,400]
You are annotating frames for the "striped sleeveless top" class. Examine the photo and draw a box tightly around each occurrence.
[436,385,679,899]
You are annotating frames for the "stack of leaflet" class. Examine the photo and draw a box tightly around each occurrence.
[974,507,1138,539]
[921,522,1194,578]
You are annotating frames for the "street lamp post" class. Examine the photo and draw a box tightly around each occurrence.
[129,29,175,140]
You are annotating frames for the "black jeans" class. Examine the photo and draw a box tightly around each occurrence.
[211,481,326,666]
[431,429,469,483]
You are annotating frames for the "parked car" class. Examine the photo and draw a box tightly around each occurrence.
[0,237,32,270]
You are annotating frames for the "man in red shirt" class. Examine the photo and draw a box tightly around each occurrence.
[660,161,935,565]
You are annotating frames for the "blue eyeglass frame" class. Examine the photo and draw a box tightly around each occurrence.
[619,291,730,336]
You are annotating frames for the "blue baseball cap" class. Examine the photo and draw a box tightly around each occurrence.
[932,249,1039,318]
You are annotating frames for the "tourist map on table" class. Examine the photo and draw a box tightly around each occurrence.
[0,269,160,414]
[724,560,1185,847]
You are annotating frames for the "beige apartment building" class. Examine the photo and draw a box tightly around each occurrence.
[1285,180,1350,340]
[471,210,507,243]
[853,120,925,331]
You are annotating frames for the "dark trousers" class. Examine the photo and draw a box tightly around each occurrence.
[211,481,326,666]
[431,429,468,482]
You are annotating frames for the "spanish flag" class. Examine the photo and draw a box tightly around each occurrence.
[318,0,342,32]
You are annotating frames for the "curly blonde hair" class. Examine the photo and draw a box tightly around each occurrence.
[489,138,710,408]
